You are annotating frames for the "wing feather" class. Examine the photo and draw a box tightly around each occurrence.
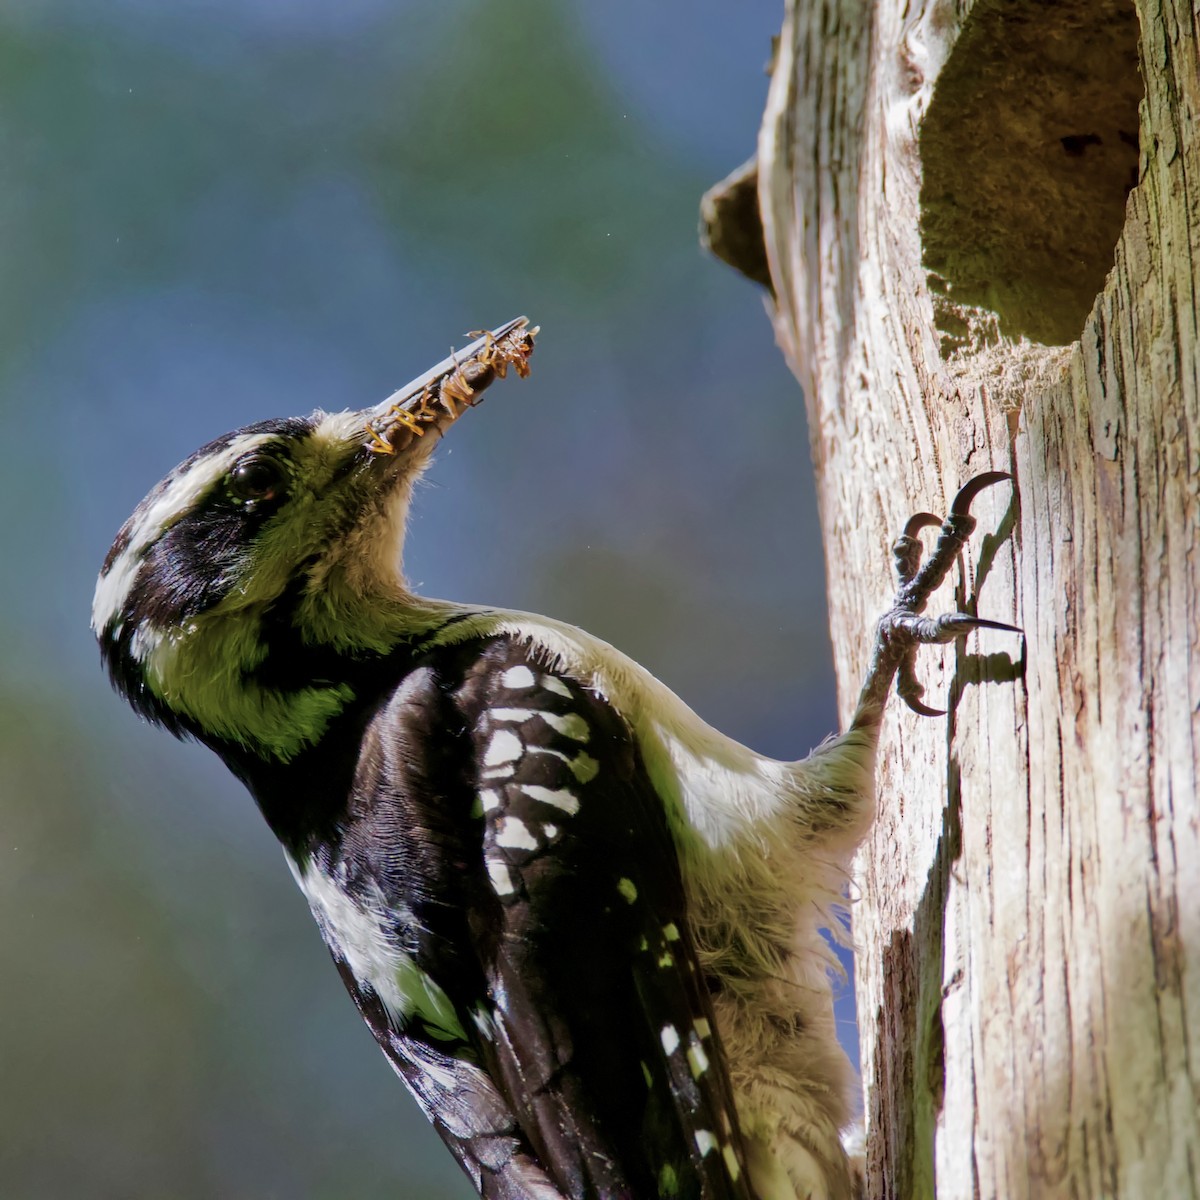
[297,635,754,1199]
[461,639,754,1199]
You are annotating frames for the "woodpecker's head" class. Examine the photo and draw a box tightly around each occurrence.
[93,318,536,760]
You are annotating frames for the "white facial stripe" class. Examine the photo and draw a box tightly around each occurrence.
[91,431,275,636]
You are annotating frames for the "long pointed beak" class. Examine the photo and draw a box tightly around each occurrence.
[361,317,537,457]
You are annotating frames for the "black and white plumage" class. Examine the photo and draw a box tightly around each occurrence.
[92,318,1012,1199]
[286,636,751,1199]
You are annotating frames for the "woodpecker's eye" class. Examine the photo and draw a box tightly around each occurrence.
[228,455,286,505]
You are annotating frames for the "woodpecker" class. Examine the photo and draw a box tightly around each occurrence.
[93,317,1012,1200]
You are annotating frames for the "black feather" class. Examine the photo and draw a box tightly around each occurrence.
[231,636,755,1200]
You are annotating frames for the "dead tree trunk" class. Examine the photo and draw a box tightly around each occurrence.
[752,1,1199,1196]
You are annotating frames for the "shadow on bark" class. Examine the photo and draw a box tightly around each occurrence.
[864,486,1022,1199]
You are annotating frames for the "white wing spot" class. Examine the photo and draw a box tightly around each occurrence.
[661,1024,680,1055]
[489,707,538,724]
[486,858,515,895]
[721,1144,741,1180]
[519,784,580,815]
[541,675,573,698]
[538,711,590,742]
[568,752,599,783]
[694,1130,717,1157]
[483,729,523,766]
[527,746,599,782]
[543,823,559,840]
[495,816,538,851]
[499,665,536,690]
[478,789,502,813]
[617,878,638,904]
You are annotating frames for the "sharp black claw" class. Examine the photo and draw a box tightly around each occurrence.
[970,616,1023,634]
[852,470,1018,731]
[904,695,946,718]
[949,470,1012,516]
[896,652,945,717]
[902,512,943,539]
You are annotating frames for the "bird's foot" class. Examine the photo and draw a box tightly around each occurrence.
[855,472,1019,724]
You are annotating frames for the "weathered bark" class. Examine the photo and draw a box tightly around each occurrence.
[755,1,1200,1196]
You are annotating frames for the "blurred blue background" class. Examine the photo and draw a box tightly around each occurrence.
[1,1,851,1195]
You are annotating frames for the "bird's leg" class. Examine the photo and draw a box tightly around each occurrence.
[851,471,1018,731]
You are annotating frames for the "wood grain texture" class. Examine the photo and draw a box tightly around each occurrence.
[757,1,1199,1196]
